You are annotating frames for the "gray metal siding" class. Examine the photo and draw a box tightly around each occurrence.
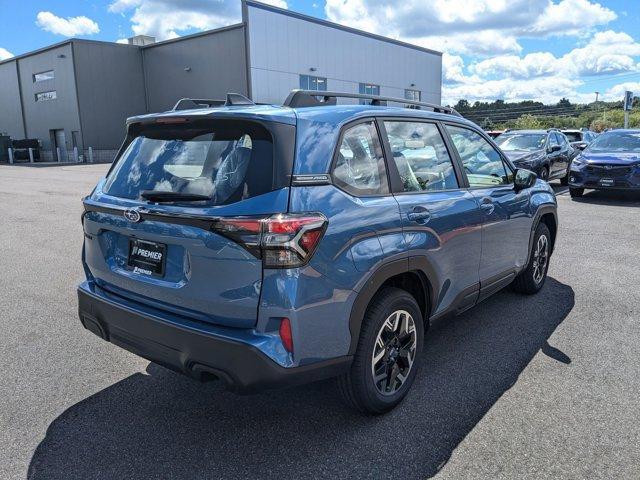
[0,61,25,138]
[17,44,80,150]
[143,26,249,113]
[73,42,146,149]
[246,4,442,105]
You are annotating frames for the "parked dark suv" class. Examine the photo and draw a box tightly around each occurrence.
[495,129,573,184]
[569,129,640,197]
[78,91,558,413]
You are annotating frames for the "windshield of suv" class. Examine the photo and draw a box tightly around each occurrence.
[563,132,582,142]
[586,131,640,153]
[103,120,274,206]
[495,133,546,151]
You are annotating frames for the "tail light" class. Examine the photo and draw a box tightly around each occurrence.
[212,213,327,268]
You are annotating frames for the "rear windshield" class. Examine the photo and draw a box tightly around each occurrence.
[495,133,546,151]
[103,120,274,206]
[563,132,582,142]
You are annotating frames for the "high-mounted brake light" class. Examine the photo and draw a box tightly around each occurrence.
[154,117,188,124]
[211,213,327,268]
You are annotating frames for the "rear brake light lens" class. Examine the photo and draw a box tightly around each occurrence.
[262,214,327,268]
[154,117,188,124]
[279,318,293,353]
[211,213,327,268]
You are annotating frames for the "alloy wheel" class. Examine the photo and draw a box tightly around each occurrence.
[371,310,417,396]
[532,234,549,284]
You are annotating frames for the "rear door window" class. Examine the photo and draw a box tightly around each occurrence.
[103,120,274,206]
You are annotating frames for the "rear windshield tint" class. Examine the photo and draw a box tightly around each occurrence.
[563,132,582,142]
[103,120,274,206]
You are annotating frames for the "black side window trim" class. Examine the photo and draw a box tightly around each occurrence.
[329,117,391,197]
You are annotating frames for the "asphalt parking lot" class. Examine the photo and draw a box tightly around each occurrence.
[1,164,639,479]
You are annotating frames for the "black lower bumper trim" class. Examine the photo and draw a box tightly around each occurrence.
[78,286,351,393]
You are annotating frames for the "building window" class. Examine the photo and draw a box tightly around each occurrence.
[405,89,421,102]
[359,83,380,104]
[35,91,57,102]
[33,70,54,83]
[300,74,327,91]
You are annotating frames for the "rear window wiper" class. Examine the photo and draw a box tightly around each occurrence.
[140,190,211,203]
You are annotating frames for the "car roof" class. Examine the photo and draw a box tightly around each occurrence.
[291,104,472,125]
[127,103,476,129]
[503,130,548,134]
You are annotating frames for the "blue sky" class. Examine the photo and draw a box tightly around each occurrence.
[1,0,639,104]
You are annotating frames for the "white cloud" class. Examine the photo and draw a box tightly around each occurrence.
[441,29,640,104]
[325,0,617,56]
[109,0,287,40]
[471,52,558,79]
[36,11,100,37]
[598,81,640,101]
[0,47,13,61]
[115,38,129,44]
[466,30,640,81]
[443,75,581,105]
[530,0,617,36]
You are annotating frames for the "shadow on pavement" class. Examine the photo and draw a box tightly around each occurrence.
[570,189,640,207]
[28,278,574,480]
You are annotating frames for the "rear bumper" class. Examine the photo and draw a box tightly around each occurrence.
[77,282,351,393]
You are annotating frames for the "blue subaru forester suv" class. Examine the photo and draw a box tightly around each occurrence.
[78,91,558,414]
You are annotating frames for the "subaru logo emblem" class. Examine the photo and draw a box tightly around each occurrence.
[605,165,613,170]
[124,209,141,223]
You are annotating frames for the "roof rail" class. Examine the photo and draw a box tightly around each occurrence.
[283,89,461,116]
[173,93,255,111]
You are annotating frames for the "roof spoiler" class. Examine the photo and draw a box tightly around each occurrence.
[283,89,461,116]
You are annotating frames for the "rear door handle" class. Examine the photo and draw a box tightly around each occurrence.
[407,207,431,224]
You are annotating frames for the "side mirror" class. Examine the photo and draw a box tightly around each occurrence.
[514,168,537,190]
[549,145,561,153]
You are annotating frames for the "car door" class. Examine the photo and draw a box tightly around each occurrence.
[555,132,571,175]
[381,119,484,316]
[443,124,531,301]
[547,133,564,177]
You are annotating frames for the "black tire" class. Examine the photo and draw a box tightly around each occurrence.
[337,287,424,414]
[512,222,551,295]
[560,169,569,186]
[569,187,584,198]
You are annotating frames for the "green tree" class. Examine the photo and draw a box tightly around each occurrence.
[454,99,470,112]
[513,114,543,129]
[481,117,494,130]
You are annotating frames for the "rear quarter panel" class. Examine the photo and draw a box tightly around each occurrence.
[257,185,405,364]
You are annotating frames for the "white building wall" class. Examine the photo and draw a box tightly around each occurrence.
[245,3,442,106]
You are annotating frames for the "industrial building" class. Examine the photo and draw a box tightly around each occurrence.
[0,0,442,163]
